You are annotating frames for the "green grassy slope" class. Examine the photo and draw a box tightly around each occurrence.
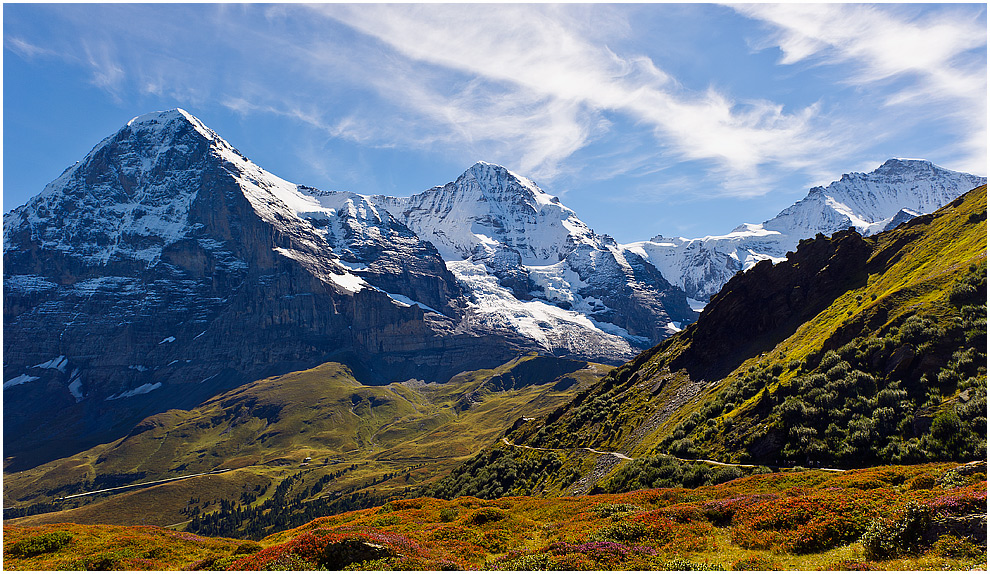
[465,186,987,492]
[4,354,608,530]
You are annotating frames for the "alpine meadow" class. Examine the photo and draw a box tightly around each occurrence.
[3,3,987,571]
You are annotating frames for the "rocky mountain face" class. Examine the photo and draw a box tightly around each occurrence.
[375,162,697,358]
[2,111,691,468]
[624,159,986,301]
[2,111,521,468]
[5,109,981,470]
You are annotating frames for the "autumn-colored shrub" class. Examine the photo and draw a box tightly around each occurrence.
[906,474,936,490]
[542,541,657,570]
[930,535,983,559]
[701,494,780,526]
[732,490,886,553]
[655,556,725,570]
[490,552,559,570]
[233,541,263,555]
[928,481,987,515]
[594,520,652,543]
[659,502,706,523]
[818,559,878,570]
[228,529,428,570]
[591,502,642,519]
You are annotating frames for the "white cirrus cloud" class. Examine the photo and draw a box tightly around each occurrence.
[310,3,837,192]
[733,3,987,174]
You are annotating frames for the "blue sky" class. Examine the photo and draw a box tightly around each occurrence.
[4,3,986,242]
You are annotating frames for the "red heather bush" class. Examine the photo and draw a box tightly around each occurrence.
[228,528,435,570]
[701,493,780,525]
[544,541,657,570]
[657,502,706,523]
[731,490,896,553]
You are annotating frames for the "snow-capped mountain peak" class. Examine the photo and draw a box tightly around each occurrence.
[371,162,696,353]
[374,161,599,266]
[625,159,986,302]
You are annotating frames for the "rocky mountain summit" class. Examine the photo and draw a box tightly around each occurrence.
[2,110,690,467]
[2,110,509,467]
[623,159,986,301]
[374,162,697,354]
[4,109,982,469]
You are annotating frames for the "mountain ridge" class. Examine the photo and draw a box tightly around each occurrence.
[624,158,986,301]
[2,109,686,469]
[4,108,983,471]
[498,184,986,478]
[3,110,526,469]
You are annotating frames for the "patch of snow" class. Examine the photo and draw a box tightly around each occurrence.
[588,319,651,345]
[273,247,367,293]
[383,291,440,314]
[329,272,366,293]
[666,321,682,332]
[3,374,39,390]
[447,260,637,355]
[128,365,150,372]
[337,260,370,272]
[33,356,68,372]
[687,298,708,312]
[527,261,588,306]
[68,373,85,402]
[106,382,162,401]
[159,336,176,344]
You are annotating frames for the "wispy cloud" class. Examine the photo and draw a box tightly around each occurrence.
[734,3,987,174]
[81,40,126,97]
[312,4,836,191]
[5,37,57,59]
[6,2,983,207]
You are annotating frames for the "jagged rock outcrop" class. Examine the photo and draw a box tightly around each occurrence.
[671,229,873,381]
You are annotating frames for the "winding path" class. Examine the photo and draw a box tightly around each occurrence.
[55,468,233,501]
[501,437,844,473]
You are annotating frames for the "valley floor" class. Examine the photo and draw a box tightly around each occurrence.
[4,461,986,570]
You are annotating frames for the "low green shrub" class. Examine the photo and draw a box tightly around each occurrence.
[930,535,983,559]
[656,557,724,570]
[861,502,931,560]
[7,531,73,558]
[594,520,651,542]
[730,554,782,570]
[467,506,508,525]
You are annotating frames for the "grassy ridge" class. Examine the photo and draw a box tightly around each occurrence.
[4,354,608,529]
[461,186,988,499]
